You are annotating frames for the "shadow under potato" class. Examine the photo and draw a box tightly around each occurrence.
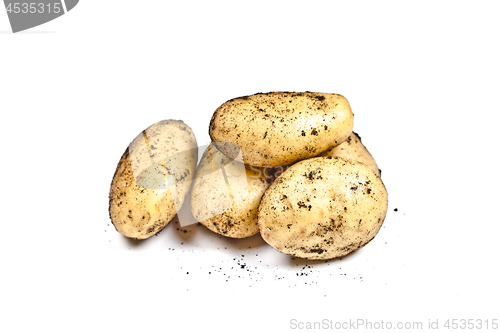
[171,216,200,243]
[285,246,365,268]
[125,235,153,248]
[174,218,269,251]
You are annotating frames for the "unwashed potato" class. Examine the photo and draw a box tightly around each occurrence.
[318,132,381,177]
[109,120,198,239]
[209,92,354,168]
[258,156,388,260]
[263,165,292,184]
[190,143,268,238]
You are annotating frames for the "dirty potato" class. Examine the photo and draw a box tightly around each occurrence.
[258,156,388,260]
[318,132,381,177]
[109,120,198,239]
[190,143,268,238]
[209,92,354,167]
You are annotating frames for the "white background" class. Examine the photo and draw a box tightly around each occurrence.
[1,1,499,332]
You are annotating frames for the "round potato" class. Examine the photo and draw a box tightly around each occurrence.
[318,132,381,177]
[190,143,268,238]
[258,156,388,260]
[209,92,354,168]
[109,120,198,239]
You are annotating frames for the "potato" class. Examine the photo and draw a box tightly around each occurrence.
[258,156,388,260]
[109,120,198,239]
[190,143,268,238]
[263,165,291,184]
[318,132,381,177]
[209,92,354,168]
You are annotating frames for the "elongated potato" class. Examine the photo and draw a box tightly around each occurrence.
[318,132,380,177]
[190,143,268,238]
[109,120,198,239]
[258,156,388,260]
[209,92,354,167]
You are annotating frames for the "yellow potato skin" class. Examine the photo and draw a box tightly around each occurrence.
[209,92,354,168]
[258,156,388,260]
[319,132,381,177]
[109,120,197,239]
[190,145,269,238]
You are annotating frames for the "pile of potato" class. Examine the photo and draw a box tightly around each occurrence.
[109,92,388,260]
